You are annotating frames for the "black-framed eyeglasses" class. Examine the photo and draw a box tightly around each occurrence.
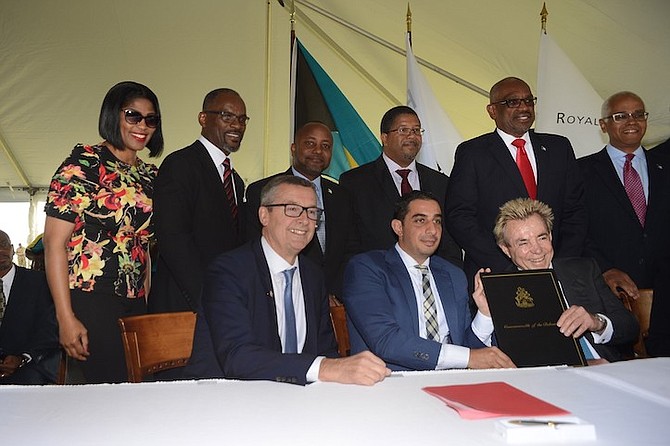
[264,203,323,221]
[602,111,649,123]
[202,110,250,125]
[490,97,537,108]
[122,109,161,128]
[387,127,425,136]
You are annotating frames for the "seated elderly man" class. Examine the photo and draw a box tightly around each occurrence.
[343,191,514,371]
[492,198,639,362]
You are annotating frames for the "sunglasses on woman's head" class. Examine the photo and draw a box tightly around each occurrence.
[122,109,160,128]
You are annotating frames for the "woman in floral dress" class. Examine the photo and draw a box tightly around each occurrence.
[43,81,163,383]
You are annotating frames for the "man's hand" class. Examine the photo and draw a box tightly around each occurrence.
[318,351,391,385]
[603,268,639,300]
[557,305,600,338]
[0,355,23,378]
[472,268,492,317]
[58,315,90,361]
[468,347,516,369]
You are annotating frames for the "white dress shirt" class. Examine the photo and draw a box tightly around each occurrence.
[199,135,238,203]
[383,154,420,194]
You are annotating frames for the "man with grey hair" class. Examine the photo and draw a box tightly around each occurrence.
[186,176,390,385]
[579,91,670,301]
[491,198,638,363]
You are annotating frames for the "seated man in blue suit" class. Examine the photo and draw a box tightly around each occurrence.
[492,198,639,363]
[186,176,390,385]
[0,230,60,385]
[343,191,515,371]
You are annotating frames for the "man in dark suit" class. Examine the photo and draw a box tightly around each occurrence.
[244,122,352,297]
[445,77,586,290]
[339,106,462,267]
[151,88,247,313]
[1,230,60,385]
[343,192,514,371]
[653,137,670,154]
[579,91,670,299]
[186,176,390,385]
[492,199,638,363]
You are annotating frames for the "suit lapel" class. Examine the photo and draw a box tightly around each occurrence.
[386,249,421,334]
[251,240,282,350]
[529,131,549,197]
[373,156,401,204]
[645,151,668,224]
[488,132,529,197]
[592,149,640,224]
[430,260,463,344]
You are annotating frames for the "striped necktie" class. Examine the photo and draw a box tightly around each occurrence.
[623,153,646,226]
[415,265,439,342]
[222,158,238,224]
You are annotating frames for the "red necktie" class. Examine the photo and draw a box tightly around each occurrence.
[623,153,646,226]
[222,158,238,224]
[512,139,537,199]
[396,169,413,197]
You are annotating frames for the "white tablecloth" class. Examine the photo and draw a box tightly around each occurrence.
[1,358,668,445]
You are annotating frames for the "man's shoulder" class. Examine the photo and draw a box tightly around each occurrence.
[13,265,46,282]
[577,147,608,167]
[553,256,598,273]
[416,162,448,182]
[339,157,381,183]
[247,171,287,195]
[161,141,204,164]
[457,131,498,150]
[430,255,466,277]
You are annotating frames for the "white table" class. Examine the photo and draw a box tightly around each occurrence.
[2,358,668,445]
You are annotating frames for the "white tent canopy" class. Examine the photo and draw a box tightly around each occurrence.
[1,0,669,204]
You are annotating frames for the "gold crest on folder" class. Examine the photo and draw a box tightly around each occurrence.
[514,287,535,308]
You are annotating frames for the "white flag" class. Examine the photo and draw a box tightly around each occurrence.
[406,34,462,173]
[535,32,605,157]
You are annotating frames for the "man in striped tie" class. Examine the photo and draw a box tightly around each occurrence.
[343,191,515,371]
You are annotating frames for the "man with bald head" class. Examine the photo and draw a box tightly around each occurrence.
[446,77,586,290]
[579,91,670,305]
[244,121,353,297]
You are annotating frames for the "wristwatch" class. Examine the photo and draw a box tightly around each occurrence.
[594,314,607,334]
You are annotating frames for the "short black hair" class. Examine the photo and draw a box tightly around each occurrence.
[202,88,240,110]
[98,81,164,157]
[393,190,441,222]
[380,106,418,134]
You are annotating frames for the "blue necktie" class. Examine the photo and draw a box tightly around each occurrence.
[282,267,297,354]
[579,337,595,360]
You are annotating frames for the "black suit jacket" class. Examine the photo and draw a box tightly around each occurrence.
[553,257,639,362]
[244,168,354,297]
[339,156,462,267]
[185,239,338,385]
[653,137,670,154]
[578,148,670,288]
[446,130,586,286]
[0,266,59,383]
[150,140,245,312]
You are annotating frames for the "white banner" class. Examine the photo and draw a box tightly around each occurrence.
[406,34,462,173]
[536,32,606,158]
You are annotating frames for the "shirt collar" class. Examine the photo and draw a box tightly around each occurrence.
[199,135,230,168]
[394,243,431,270]
[261,236,299,276]
[382,153,417,173]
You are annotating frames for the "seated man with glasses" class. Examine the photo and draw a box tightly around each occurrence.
[339,105,462,268]
[185,175,390,385]
[579,91,670,309]
[445,76,587,293]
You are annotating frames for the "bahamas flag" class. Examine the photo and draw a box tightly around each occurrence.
[290,38,381,180]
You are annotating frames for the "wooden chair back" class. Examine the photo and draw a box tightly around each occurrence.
[621,289,653,358]
[329,295,350,357]
[117,311,197,382]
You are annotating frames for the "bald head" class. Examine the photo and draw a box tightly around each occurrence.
[0,230,14,275]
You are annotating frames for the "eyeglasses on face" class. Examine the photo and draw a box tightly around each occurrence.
[490,97,537,108]
[264,203,323,221]
[387,127,425,136]
[602,111,649,123]
[202,110,250,125]
[122,109,161,128]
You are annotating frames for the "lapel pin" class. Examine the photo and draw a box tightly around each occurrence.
[327,188,333,194]
[541,146,547,151]
[657,164,663,170]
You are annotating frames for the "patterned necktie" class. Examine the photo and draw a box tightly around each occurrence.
[623,153,646,226]
[222,158,238,224]
[396,169,413,197]
[313,182,326,253]
[415,265,439,342]
[282,267,298,354]
[512,139,537,199]
[0,278,6,326]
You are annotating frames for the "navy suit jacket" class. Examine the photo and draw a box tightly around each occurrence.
[339,156,463,268]
[446,130,586,287]
[185,239,338,385]
[553,257,639,362]
[243,168,354,297]
[151,140,245,313]
[342,248,484,371]
[0,266,59,383]
[578,148,670,288]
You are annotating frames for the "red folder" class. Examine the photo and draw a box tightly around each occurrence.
[423,382,570,420]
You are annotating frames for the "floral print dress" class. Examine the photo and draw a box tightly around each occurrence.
[45,144,158,299]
